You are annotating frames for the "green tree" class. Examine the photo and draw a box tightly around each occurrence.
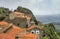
[0,7,10,21]
[0,7,10,16]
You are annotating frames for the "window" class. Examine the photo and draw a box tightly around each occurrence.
[31,30,35,34]
[43,34,46,37]
[17,24,21,27]
[32,32,34,34]
[15,36,19,39]
[36,30,39,34]
[17,24,19,26]
[26,24,28,28]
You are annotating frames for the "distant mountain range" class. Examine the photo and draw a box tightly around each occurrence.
[35,14,60,25]
[35,14,60,32]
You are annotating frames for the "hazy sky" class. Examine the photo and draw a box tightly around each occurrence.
[0,0,60,15]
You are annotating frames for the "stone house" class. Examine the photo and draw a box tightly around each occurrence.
[4,11,31,28]
[9,12,25,20]
[5,17,28,28]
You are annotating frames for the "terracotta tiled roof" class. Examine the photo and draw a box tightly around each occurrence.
[27,25,42,30]
[0,21,11,33]
[0,33,15,39]
[0,21,38,39]
[17,32,38,39]
[0,25,25,39]
[0,21,8,25]
[7,25,24,36]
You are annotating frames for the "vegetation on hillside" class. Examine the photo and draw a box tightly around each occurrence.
[0,7,10,16]
[0,7,11,21]
[42,23,60,39]
[57,32,60,36]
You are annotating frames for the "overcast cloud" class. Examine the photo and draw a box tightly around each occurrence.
[0,0,60,15]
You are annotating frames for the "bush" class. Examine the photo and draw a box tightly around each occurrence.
[0,17,5,21]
